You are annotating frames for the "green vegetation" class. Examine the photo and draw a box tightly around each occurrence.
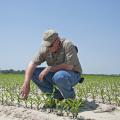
[0,73,120,118]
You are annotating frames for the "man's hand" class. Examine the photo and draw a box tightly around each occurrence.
[39,66,51,81]
[20,82,30,100]
[20,62,37,100]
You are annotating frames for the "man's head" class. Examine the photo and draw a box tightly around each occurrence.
[42,29,58,47]
[42,29,61,53]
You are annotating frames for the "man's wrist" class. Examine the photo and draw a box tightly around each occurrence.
[24,79,30,85]
[48,66,55,72]
[47,66,52,71]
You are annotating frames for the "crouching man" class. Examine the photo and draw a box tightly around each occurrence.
[20,29,82,100]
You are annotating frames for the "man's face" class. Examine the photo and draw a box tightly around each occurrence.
[48,38,61,53]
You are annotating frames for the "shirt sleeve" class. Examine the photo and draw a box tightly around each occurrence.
[32,47,48,65]
[64,41,79,66]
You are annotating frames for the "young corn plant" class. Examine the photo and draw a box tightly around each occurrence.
[0,87,5,105]
[6,88,15,105]
[34,94,42,110]
[112,87,120,106]
[41,87,57,111]
[55,99,66,116]
[42,93,56,110]
[24,99,28,108]
[4,90,10,105]
[27,95,34,109]
[82,87,88,100]
[64,98,84,118]
[106,87,112,104]
[90,87,97,100]
[100,87,105,103]
[16,92,22,107]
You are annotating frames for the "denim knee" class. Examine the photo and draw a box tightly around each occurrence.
[52,70,71,88]
[31,67,44,82]
[31,67,53,93]
[52,70,76,99]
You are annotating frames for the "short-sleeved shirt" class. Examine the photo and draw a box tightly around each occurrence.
[32,38,82,73]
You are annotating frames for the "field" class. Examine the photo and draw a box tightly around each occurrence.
[0,73,120,120]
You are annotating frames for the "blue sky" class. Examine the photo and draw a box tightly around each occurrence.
[0,0,120,74]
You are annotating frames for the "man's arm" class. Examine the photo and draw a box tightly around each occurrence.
[50,63,74,72]
[38,64,73,81]
[20,61,37,99]
[24,61,37,84]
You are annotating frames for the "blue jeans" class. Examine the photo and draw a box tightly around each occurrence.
[31,67,81,99]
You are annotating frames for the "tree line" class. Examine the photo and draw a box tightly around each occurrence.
[0,69,25,74]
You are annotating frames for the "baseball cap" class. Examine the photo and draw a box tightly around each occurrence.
[42,29,58,47]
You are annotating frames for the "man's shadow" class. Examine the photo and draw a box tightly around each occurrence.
[79,100,99,112]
